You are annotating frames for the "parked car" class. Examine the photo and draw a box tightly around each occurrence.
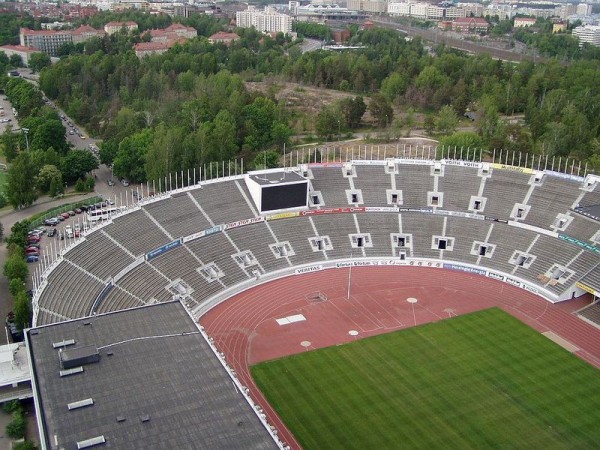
[107,179,115,186]
[60,212,70,220]
[44,217,60,226]
[47,228,57,237]
[25,248,39,256]
[27,236,40,243]
[25,242,40,249]
[121,178,130,186]
[75,208,82,214]
[57,215,65,221]
[26,255,39,263]
[79,205,89,212]
[65,225,74,238]
[68,210,76,216]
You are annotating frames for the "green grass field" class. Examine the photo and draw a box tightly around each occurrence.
[251,308,600,449]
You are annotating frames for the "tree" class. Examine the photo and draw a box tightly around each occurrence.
[0,127,19,162]
[35,164,62,193]
[60,150,99,184]
[381,72,409,103]
[13,289,31,331]
[9,53,23,67]
[315,107,342,141]
[4,254,28,283]
[9,278,25,298]
[439,131,484,151]
[403,108,416,137]
[368,94,393,128]
[28,52,51,72]
[75,178,86,192]
[113,128,153,183]
[252,150,280,169]
[339,96,366,129]
[6,220,30,248]
[5,152,38,209]
[435,105,459,134]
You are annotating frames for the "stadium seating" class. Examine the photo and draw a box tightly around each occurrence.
[32,155,600,326]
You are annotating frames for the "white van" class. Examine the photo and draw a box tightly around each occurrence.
[65,225,74,238]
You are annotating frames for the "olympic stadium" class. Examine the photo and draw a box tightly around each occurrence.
[24,146,600,449]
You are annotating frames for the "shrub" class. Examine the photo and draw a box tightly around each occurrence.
[13,441,37,450]
[75,178,86,192]
[2,400,21,414]
[6,410,26,439]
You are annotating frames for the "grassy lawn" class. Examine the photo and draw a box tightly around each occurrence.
[251,308,600,449]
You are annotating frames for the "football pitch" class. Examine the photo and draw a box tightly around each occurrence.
[251,308,600,449]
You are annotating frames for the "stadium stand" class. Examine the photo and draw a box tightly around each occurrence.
[437,165,482,212]
[32,155,600,327]
[524,175,583,230]
[395,165,433,207]
[481,169,531,218]
[309,166,351,206]
[190,180,255,223]
[103,209,170,256]
[352,165,391,207]
[64,232,135,281]
[143,192,212,238]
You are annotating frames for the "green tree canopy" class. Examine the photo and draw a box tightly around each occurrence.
[6,152,38,209]
[60,150,99,184]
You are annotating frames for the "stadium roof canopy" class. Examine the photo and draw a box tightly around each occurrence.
[26,301,278,450]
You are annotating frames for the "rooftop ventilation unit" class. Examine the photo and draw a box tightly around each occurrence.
[52,339,75,349]
[76,435,105,449]
[59,366,84,377]
[68,398,94,411]
[59,345,100,370]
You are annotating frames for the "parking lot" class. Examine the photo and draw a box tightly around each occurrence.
[0,95,18,133]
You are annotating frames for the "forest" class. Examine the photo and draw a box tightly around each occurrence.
[2,10,600,190]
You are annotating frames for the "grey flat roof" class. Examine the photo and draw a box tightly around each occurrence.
[248,171,306,186]
[27,302,278,450]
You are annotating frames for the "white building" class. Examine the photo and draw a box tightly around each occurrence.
[573,24,600,46]
[387,1,466,20]
[236,6,293,34]
[577,3,593,16]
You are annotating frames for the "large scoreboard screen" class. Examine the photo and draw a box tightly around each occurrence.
[261,182,308,212]
[245,170,308,213]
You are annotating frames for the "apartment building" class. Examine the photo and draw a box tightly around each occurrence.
[236,7,293,34]
[573,24,600,46]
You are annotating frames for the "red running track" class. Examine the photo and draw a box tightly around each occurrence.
[200,267,600,450]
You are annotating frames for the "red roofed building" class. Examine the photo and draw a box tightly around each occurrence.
[208,31,240,46]
[134,38,186,58]
[19,25,105,56]
[20,28,72,56]
[71,25,105,44]
[145,24,197,43]
[164,23,197,39]
[452,17,489,33]
[104,21,138,35]
[0,45,40,66]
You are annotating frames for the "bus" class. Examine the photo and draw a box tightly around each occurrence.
[86,207,122,222]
